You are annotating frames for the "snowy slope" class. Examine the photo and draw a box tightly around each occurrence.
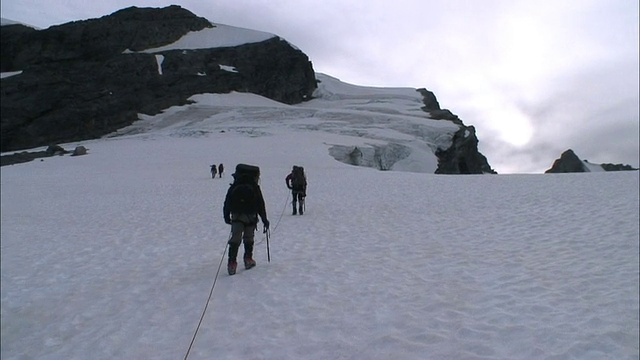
[584,160,606,172]
[138,23,276,53]
[110,73,458,174]
[1,82,639,359]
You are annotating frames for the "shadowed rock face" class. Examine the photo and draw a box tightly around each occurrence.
[1,5,317,152]
[545,149,638,173]
[545,149,587,173]
[434,125,496,174]
[417,88,496,174]
[600,163,638,171]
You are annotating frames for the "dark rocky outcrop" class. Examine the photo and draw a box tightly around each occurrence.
[417,88,462,125]
[45,144,68,155]
[417,89,496,174]
[0,150,49,166]
[1,5,317,152]
[600,163,637,171]
[1,5,213,70]
[545,149,586,173]
[545,149,638,173]
[417,88,441,112]
[434,125,496,174]
[0,144,69,166]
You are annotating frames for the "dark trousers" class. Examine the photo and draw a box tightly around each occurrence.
[228,221,255,260]
[292,190,305,212]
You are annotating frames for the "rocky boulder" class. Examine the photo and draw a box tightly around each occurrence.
[71,145,87,156]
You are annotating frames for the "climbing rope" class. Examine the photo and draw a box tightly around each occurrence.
[185,191,292,359]
[183,238,229,360]
[255,192,290,246]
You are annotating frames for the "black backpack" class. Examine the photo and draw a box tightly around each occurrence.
[227,164,260,214]
[291,166,306,189]
[228,181,258,214]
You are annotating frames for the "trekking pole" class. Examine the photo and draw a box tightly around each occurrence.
[265,228,271,262]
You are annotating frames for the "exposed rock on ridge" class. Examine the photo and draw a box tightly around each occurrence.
[545,149,638,173]
[434,125,496,174]
[1,5,316,152]
[417,88,496,174]
[1,5,213,69]
[545,149,586,173]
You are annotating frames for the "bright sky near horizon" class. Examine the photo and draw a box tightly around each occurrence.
[1,0,638,173]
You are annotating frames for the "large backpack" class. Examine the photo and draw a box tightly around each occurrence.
[227,164,260,214]
[228,182,257,214]
[291,166,306,190]
[234,163,260,181]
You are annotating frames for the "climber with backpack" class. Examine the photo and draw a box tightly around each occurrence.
[210,164,217,179]
[285,165,307,215]
[223,164,270,275]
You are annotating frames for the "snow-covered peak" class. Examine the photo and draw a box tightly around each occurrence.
[0,17,39,29]
[309,73,438,122]
[313,73,421,100]
[139,22,276,53]
[1,18,21,26]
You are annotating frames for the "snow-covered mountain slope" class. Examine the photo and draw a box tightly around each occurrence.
[138,22,277,53]
[1,98,638,359]
[0,17,38,28]
[110,73,459,173]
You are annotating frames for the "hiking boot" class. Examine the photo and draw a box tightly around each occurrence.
[244,257,256,270]
[299,206,303,215]
[292,207,297,215]
[227,259,237,275]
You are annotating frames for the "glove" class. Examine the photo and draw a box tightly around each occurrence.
[224,217,232,225]
[263,219,270,232]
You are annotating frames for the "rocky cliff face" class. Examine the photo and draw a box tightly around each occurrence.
[1,5,317,152]
[417,89,496,174]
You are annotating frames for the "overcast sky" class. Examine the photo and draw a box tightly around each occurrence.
[2,0,638,173]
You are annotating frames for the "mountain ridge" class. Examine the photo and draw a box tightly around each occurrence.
[1,5,495,173]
